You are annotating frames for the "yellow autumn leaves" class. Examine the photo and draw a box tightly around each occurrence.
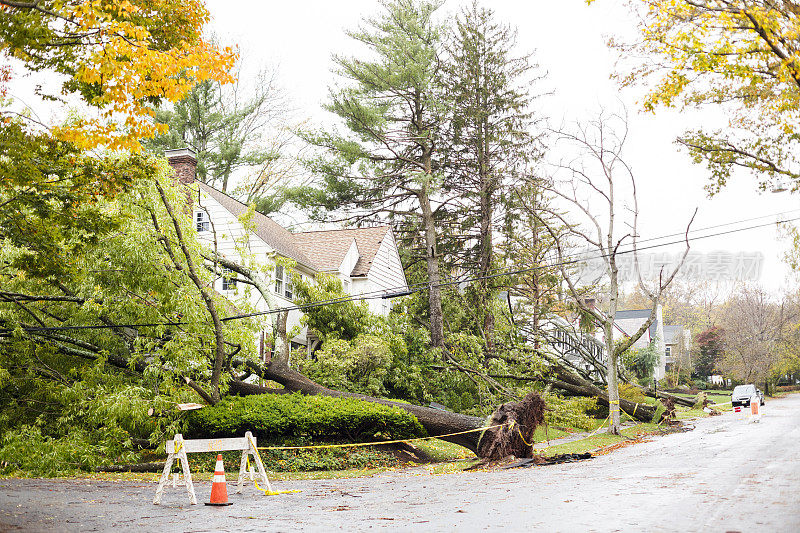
[31,0,236,151]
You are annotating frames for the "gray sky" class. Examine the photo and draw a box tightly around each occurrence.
[203,0,798,292]
[6,0,796,292]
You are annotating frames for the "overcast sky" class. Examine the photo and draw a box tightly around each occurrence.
[8,0,796,293]
[202,0,800,292]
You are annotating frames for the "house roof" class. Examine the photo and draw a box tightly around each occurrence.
[197,182,317,270]
[663,325,684,344]
[293,226,391,277]
[615,309,653,320]
[615,308,659,340]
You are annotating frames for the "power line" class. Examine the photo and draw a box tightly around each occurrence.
[2,213,796,333]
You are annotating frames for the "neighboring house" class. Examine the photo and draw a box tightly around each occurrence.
[663,325,692,374]
[612,305,667,380]
[166,148,408,355]
[543,314,607,381]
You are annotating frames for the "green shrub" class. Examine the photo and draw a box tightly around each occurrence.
[619,383,648,404]
[544,394,598,431]
[185,393,426,444]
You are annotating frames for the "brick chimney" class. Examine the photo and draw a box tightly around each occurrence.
[165,147,197,184]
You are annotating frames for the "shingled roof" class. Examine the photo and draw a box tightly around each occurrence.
[293,226,391,277]
[197,182,317,270]
[663,325,683,344]
[615,308,659,340]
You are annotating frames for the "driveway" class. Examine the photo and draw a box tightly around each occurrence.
[1,394,798,532]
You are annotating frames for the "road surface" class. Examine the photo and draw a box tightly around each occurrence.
[1,393,798,532]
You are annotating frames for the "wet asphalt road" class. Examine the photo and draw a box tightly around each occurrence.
[1,394,798,532]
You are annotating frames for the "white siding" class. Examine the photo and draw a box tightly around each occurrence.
[195,191,311,343]
[339,240,360,278]
[363,232,407,315]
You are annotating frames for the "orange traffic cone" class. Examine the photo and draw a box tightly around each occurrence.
[205,454,233,506]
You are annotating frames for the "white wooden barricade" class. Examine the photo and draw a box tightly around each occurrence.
[153,431,271,505]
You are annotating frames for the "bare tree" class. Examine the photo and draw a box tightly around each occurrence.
[718,285,798,393]
[530,109,694,434]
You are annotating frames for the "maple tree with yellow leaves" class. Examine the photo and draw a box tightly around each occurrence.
[609,0,800,193]
[0,0,236,150]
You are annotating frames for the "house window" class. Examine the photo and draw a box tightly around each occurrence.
[195,210,210,232]
[274,265,293,300]
[665,346,672,358]
[221,267,236,291]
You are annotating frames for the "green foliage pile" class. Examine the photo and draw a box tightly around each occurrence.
[185,393,426,443]
[0,155,261,475]
[621,339,661,381]
[0,366,156,476]
[544,394,598,432]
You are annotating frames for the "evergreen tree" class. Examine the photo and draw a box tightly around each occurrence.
[694,326,724,378]
[145,68,290,209]
[289,0,449,348]
[440,1,546,355]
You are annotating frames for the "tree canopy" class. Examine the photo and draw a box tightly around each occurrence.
[616,0,800,193]
[0,0,235,150]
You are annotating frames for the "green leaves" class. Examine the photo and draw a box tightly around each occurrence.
[186,393,426,443]
[0,122,139,278]
[292,272,377,341]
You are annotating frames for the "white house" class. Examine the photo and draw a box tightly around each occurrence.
[165,148,408,354]
[663,325,692,375]
[612,306,667,380]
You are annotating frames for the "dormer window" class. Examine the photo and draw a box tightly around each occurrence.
[195,210,210,232]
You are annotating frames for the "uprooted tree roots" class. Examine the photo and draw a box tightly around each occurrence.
[477,392,546,460]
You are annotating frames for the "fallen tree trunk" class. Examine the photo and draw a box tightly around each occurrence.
[230,364,484,452]
[550,363,659,423]
[636,385,694,408]
[230,362,545,458]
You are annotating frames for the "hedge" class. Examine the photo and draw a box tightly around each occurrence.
[185,393,426,444]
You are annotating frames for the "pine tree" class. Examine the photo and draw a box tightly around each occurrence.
[289,0,449,348]
[439,1,545,355]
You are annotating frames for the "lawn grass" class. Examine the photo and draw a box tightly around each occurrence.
[539,422,661,456]
[413,438,475,461]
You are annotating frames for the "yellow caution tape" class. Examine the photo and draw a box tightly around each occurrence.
[609,399,620,413]
[256,422,508,451]
[245,455,300,496]
[517,427,534,447]
[587,414,611,438]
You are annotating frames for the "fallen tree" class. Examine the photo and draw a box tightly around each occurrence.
[229,356,545,459]
[636,385,694,408]
[0,172,551,467]
[549,362,660,423]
